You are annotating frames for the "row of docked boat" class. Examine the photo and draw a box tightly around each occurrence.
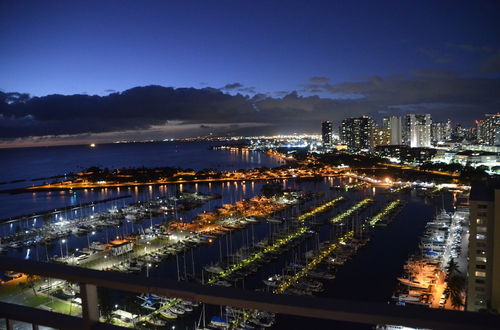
[141,295,200,326]
[1,192,219,250]
[392,209,468,307]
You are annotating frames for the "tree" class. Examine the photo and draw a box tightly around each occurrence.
[98,287,114,321]
[444,258,465,309]
[445,258,460,277]
[26,274,37,296]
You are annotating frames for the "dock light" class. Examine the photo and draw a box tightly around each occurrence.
[62,239,66,243]
[92,231,95,235]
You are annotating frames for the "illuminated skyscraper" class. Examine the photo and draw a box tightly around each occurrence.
[321,121,333,147]
[388,116,402,145]
[403,114,432,148]
[431,122,446,144]
[483,114,500,146]
[340,116,375,151]
[467,182,500,312]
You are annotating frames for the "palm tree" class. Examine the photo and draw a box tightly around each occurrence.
[445,258,460,278]
[26,274,37,296]
[444,259,465,309]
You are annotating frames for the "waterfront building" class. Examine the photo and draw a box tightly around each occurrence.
[403,114,432,148]
[340,116,375,151]
[109,241,134,256]
[467,181,500,312]
[322,121,333,147]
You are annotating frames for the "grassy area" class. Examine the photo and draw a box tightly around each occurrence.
[46,300,81,315]
[0,280,30,299]
[23,294,51,307]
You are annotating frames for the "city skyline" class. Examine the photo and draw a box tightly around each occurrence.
[1,0,500,147]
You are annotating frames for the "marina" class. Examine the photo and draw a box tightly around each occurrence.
[0,146,469,330]
[392,206,469,310]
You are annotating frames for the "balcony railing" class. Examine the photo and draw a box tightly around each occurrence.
[0,256,499,330]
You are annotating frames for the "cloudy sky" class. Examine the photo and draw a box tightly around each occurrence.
[1,0,499,147]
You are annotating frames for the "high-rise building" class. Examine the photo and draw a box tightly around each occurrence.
[431,122,446,144]
[387,116,402,145]
[403,114,432,148]
[445,119,452,141]
[374,126,391,146]
[452,123,466,141]
[321,121,333,147]
[482,114,500,146]
[340,116,375,151]
[467,181,500,313]
[382,117,390,129]
[476,120,485,144]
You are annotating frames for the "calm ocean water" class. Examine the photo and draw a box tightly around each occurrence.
[0,141,283,218]
[0,141,282,186]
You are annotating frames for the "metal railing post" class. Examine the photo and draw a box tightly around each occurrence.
[80,283,99,329]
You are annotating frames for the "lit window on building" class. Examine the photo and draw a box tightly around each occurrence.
[475,271,486,277]
[476,234,487,240]
[476,256,487,263]
[476,218,486,225]
[477,226,487,233]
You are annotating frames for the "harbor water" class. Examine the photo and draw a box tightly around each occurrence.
[0,142,456,329]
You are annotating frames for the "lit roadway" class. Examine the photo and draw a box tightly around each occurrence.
[25,167,346,191]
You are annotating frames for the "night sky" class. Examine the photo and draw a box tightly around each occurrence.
[1,0,500,146]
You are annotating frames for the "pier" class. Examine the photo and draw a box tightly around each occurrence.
[0,195,131,224]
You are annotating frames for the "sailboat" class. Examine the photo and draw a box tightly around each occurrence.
[195,304,211,330]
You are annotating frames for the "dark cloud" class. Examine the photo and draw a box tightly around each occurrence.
[0,86,256,138]
[274,91,289,97]
[222,82,244,90]
[104,89,116,93]
[309,76,329,83]
[237,87,257,94]
[1,72,499,142]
